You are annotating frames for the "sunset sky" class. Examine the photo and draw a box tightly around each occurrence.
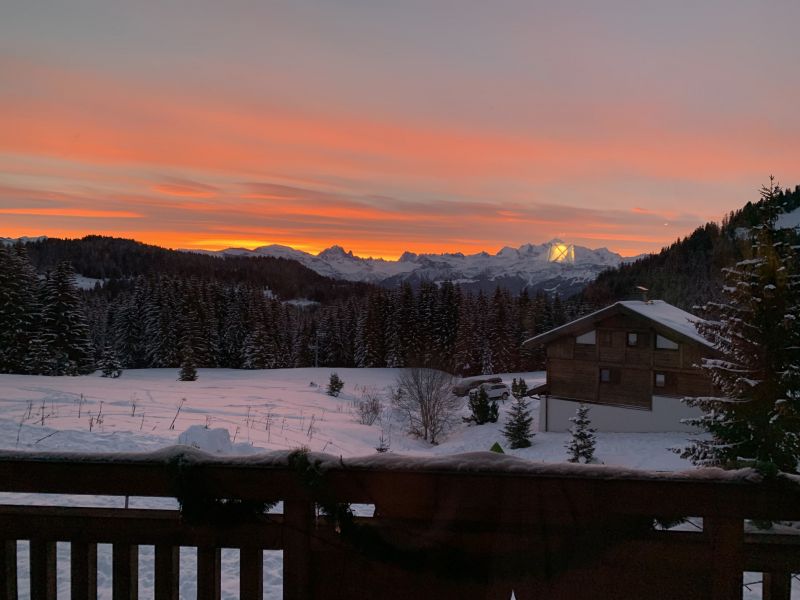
[1,1,799,259]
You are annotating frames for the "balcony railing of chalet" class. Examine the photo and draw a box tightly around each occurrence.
[1,448,799,600]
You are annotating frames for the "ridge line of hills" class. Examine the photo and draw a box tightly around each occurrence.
[4,182,800,308]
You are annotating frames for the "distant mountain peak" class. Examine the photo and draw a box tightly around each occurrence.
[0,235,47,245]
[318,245,355,259]
[212,239,633,294]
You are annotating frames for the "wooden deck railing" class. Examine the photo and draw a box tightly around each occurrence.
[0,448,799,600]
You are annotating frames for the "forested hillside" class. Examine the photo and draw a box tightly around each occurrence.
[579,184,800,310]
[21,236,373,303]
[1,243,588,377]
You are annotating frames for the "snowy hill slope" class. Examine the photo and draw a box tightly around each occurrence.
[776,205,800,230]
[215,241,641,295]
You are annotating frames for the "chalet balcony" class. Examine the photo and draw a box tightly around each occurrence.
[1,448,799,600]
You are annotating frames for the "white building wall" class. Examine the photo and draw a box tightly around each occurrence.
[538,395,703,433]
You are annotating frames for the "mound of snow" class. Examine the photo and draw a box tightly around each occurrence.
[177,425,259,455]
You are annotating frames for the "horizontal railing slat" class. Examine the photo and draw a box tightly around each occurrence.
[2,451,799,520]
[0,506,283,549]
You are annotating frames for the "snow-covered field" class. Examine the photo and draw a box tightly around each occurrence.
[0,368,790,598]
[0,368,692,467]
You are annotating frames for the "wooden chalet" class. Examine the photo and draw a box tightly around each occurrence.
[523,300,717,432]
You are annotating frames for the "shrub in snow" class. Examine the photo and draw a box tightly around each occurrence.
[490,442,504,453]
[465,386,498,425]
[327,372,344,397]
[515,379,528,399]
[680,179,800,474]
[393,367,459,444]
[356,388,382,425]
[502,396,534,448]
[566,404,597,464]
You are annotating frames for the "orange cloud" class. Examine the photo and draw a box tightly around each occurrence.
[0,208,142,218]
[152,181,218,198]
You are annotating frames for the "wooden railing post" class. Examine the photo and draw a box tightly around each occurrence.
[112,543,138,600]
[706,517,743,600]
[762,571,791,600]
[239,546,264,600]
[196,546,221,600]
[71,541,98,600]
[29,540,56,600]
[154,545,179,600]
[1,540,17,600]
[284,496,315,600]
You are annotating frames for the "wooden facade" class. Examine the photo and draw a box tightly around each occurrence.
[527,302,716,410]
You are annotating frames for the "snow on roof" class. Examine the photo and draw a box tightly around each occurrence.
[617,300,710,347]
[523,300,712,348]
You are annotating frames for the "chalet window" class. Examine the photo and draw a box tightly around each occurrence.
[599,331,613,347]
[576,330,596,345]
[599,368,620,384]
[654,372,666,388]
[627,332,638,347]
[656,335,679,350]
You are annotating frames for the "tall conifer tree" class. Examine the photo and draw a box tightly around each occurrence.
[681,181,800,473]
[39,261,95,375]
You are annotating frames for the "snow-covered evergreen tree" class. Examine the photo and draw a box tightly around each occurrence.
[242,321,274,369]
[39,261,95,375]
[114,279,148,368]
[489,287,514,373]
[178,342,198,381]
[680,180,800,473]
[326,372,344,397]
[566,404,597,463]
[502,396,534,448]
[99,344,123,378]
[0,246,42,373]
[465,385,499,425]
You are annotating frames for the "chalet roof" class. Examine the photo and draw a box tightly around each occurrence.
[523,300,714,349]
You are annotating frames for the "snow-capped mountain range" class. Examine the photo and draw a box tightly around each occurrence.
[215,241,643,295]
[0,236,47,245]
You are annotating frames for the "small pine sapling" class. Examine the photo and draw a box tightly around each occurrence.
[326,372,344,397]
[179,352,198,382]
[566,403,597,464]
[376,429,390,453]
[465,386,499,425]
[502,396,534,449]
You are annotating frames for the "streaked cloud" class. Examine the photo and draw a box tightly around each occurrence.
[0,207,142,218]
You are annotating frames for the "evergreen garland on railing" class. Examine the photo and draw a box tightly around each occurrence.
[168,452,278,526]
[166,448,664,583]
